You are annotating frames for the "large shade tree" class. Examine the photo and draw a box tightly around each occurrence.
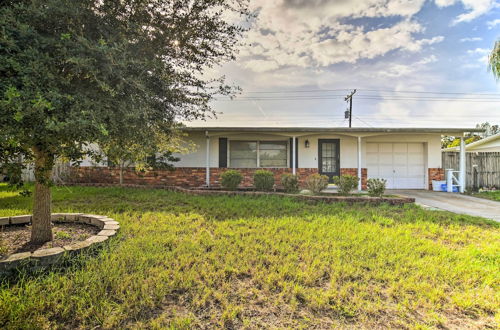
[0,0,250,244]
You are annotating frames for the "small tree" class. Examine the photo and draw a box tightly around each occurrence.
[0,0,250,244]
[489,40,500,79]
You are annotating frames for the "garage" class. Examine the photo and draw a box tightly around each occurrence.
[366,142,426,189]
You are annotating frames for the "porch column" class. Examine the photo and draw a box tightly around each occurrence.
[459,136,466,193]
[205,131,210,187]
[357,136,362,191]
[292,136,296,175]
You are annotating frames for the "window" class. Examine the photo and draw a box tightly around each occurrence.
[229,141,257,168]
[259,141,287,167]
[229,140,288,168]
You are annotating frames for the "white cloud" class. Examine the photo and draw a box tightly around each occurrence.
[467,48,490,54]
[487,18,500,28]
[379,55,438,78]
[460,37,483,42]
[239,0,443,73]
[434,0,497,24]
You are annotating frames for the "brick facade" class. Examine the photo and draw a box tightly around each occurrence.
[68,166,368,189]
[68,167,321,188]
[428,168,445,190]
[340,168,368,190]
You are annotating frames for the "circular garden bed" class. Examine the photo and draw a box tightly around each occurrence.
[0,213,119,275]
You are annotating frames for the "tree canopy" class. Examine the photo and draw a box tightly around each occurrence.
[489,40,500,79]
[0,0,250,243]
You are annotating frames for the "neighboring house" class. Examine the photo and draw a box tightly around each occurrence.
[443,132,500,152]
[70,126,482,191]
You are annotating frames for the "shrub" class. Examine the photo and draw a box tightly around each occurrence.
[220,170,242,191]
[367,178,387,197]
[253,170,275,191]
[332,175,358,195]
[305,173,329,194]
[281,173,299,193]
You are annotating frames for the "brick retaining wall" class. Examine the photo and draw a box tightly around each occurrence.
[68,167,369,189]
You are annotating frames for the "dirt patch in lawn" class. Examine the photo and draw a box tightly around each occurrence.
[0,223,99,258]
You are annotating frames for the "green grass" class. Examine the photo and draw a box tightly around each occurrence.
[0,183,499,329]
[474,190,500,202]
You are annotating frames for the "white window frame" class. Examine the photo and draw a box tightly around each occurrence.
[228,140,289,168]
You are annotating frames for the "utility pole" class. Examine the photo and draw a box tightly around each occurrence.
[344,89,356,128]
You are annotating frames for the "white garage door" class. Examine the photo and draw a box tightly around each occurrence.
[366,143,426,189]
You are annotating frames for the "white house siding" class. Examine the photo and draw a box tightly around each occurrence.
[174,132,443,173]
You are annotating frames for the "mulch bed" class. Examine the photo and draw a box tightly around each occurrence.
[0,223,99,258]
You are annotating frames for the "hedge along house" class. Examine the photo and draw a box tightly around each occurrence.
[71,126,482,191]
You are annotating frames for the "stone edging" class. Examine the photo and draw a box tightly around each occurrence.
[0,213,119,274]
[60,183,415,205]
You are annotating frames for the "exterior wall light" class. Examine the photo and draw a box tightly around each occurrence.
[305,139,310,148]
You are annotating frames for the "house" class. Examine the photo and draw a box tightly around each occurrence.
[443,132,500,152]
[71,126,483,191]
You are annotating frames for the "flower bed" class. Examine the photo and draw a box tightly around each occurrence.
[0,213,119,275]
[61,183,415,205]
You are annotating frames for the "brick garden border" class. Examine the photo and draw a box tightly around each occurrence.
[0,213,119,275]
[61,183,415,205]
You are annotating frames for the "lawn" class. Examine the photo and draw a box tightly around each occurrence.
[474,190,500,202]
[0,184,499,329]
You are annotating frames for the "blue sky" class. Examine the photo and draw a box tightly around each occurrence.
[194,0,500,128]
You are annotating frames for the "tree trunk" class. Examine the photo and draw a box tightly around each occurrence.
[31,149,54,244]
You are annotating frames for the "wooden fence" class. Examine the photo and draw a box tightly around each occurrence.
[442,152,500,190]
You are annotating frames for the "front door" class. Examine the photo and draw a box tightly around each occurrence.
[318,139,340,182]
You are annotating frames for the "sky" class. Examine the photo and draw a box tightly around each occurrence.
[192,0,500,128]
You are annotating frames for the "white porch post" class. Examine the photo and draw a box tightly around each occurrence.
[459,136,466,193]
[292,136,296,175]
[357,136,362,191]
[205,131,210,187]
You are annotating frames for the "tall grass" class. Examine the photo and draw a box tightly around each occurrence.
[0,184,498,328]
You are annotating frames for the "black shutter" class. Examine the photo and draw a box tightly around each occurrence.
[289,138,299,169]
[219,138,228,168]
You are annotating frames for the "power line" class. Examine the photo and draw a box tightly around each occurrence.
[241,88,500,96]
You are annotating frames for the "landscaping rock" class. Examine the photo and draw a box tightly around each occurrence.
[86,235,108,244]
[63,213,83,221]
[51,213,67,222]
[103,224,120,230]
[0,217,9,226]
[97,229,116,237]
[31,247,65,266]
[10,215,31,225]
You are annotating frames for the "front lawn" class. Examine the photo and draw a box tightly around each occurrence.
[474,190,500,202]
[0,184,499,328]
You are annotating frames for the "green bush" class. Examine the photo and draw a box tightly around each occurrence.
[220,170,242,191]
[281,173,299,193]
[253,170,275,191]
[332,175,358,195]
[367,178,387,197]
[305,173,329,194]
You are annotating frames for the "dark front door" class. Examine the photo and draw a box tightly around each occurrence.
[318,139,340,181]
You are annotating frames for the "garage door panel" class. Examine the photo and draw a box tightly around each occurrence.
[378,143,393,153]
[366,142,425,189]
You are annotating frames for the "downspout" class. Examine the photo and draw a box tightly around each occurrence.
[205,131,210,187]
[292,136,296,175]
[357,136,362,191]
[459,136,466,193]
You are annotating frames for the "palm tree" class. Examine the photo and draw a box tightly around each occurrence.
[489,40,500,79]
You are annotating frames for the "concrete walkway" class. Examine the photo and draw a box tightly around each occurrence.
[391,190,500,222]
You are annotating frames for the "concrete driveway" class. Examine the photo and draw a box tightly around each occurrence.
[391,190,500,222]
